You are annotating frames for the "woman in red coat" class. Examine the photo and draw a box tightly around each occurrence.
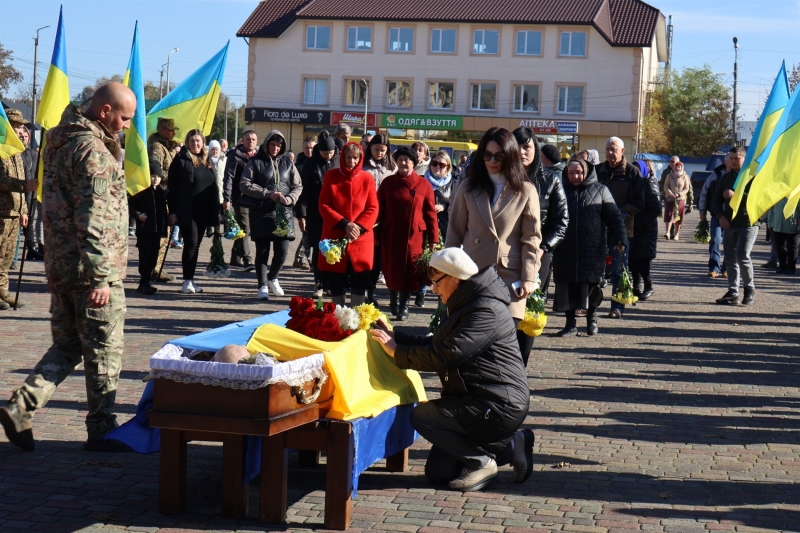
[318,142,379,306]
[378,146,439,321]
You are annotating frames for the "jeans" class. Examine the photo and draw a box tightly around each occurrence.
[172,225,181,244]
[708,217,726,274]
[608,246,628,312]
[254,238,290,287]
[723,225,759,292]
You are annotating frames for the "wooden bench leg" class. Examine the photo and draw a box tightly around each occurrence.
[260,432,288,523]
[159,429,187,514]
[222,434,249,518]
[385,448,408,472]
[324,421,354,530]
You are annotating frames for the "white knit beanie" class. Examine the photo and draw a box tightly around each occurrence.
[208,140,221,150]
[429,248,479,280]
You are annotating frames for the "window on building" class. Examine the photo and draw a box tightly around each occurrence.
[559,31,586,57]
[515,30,542,56]
[303,78,328,105]
[387,80,412,107]
[429,82,454,109]
[557,85,584,114]
[431,28,456,53]
[347,26,372,51]
[470,83,496,111]
[306,25,331,50]
[344,78,368,106]
[389,27,414,52]
[513,84,539,112]
[472,29,499,54]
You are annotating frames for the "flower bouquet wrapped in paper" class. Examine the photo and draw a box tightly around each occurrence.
[518,287,547,337]
[223,209,245,240]
[412,232,444,286]
[205,234,231,279]
[319,238,348,265]
[611,258,638,305]
[693,219,711,244]
[672,198,681,223]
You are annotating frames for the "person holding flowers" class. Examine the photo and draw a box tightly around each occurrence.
[317,142,379,306]
[378,146,439,321]
[239,130,302,300]
[553,157,626,336]
[662,161,690,241]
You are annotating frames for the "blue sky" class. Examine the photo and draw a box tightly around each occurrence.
[2,0,798,120]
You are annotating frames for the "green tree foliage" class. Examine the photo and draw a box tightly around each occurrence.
[641,66,732,156]
[0,42,23,97]
[789,62,799,94]
[72,74,124,103]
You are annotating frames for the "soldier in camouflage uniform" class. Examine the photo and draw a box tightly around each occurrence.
[0,108,38,310]
[147,117,180,282]
[0,83,137,452]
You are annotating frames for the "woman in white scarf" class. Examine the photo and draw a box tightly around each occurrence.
[207,140,227,235]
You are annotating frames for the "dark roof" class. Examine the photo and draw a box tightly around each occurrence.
[237,0,662,47]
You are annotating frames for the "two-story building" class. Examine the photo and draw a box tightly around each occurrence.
[237,0,667,157]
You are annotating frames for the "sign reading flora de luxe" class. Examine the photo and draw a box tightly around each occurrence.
[382,113,462,131]
[246,107,331,125]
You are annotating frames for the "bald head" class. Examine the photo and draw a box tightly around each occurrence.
[86,81,137,135]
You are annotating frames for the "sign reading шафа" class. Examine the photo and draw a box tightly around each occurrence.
[382,113,462,131]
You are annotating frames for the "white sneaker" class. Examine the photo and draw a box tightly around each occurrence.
[258,286,270,300]
[448,458,498,492]
[267,279,284,296]
[191,281,203,293]
[181,280,195,294]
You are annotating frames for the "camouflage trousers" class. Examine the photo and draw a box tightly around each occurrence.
[153,233,170,275]
[9,283,126,439]
[0,217,20,292]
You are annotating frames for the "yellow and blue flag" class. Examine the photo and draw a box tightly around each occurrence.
[35,5,70,200]
[743,77,800,220]
[146,42,229,137]
[729,62,790,214]
[123,22,150,196]
[0,106,25,159]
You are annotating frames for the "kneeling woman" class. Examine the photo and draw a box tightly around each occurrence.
[371,248,533,492]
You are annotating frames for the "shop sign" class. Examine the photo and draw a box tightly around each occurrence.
[246,107,331,125]
[331,111,377,127]
[518,119,579,134]
[381,113,462,130]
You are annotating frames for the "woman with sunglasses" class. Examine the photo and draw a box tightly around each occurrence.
[446,127,541,365]
[370,247,533,492]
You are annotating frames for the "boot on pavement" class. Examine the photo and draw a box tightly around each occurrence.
[556,310,578,337]
[0,401,35,451]
[586,307,598,336]
[389,291,399,316]
[396,292,410,321]
[0,289,24,308]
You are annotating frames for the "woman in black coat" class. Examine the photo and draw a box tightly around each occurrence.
[629,160,661,300]
[296,131,338,298]
[553,158,627,336]
[371,248,533,493]
[167,129,221,295]
[239,130,303,300]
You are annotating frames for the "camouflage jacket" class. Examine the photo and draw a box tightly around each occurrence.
[42,104,128,291]
[0,152,28,218]
[147,132,179,185]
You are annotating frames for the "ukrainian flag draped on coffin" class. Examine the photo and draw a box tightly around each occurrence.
[122,22,150,196]
[146,42,229,136]
[35,6,70,199]
[728,62,790,214]
[0,106,25,159]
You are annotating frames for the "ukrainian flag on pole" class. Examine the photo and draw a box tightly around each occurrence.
[146,42,229,136]
[0,107,25,159]
[123,22,150,196]
[728,62,790,214]
[35,5,70,199]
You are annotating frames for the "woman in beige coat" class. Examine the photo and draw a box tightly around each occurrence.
[663,161,690,240]
[446,127,541,364]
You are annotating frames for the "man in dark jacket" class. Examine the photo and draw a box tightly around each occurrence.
[699,155,729,278]
[596,137,644,318]
[371,248,534,492]
[711,146,756,305]
[223,130,258,270]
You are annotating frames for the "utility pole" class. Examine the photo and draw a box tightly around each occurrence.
[234,104,239,143]
[732,37,739,143]
[159,64,166,99]
[224,96,229,142]
[31,25,51,123]
[665,15,673,83]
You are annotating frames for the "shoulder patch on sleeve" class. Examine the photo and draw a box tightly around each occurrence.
[93,177,108,196]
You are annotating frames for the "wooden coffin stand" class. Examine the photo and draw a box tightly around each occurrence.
[148,375,408,530]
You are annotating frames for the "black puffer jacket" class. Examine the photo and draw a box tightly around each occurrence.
[528,166,569,253]
[223,145,252,205]
[394,266,530,455]
[553,163,627,284]
[629,172,661,261]
[296,145,337,245]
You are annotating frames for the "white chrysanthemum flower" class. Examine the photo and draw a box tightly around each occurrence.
[334,305,360,331]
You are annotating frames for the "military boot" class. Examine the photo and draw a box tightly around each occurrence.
[0,289,24,308]
[396,292,411,321]
[389,291,399,316]
[0,394,35,451]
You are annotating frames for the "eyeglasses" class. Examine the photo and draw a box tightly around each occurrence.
[430,274,448,288]
[482,150,506,163]
[430,161,448,169]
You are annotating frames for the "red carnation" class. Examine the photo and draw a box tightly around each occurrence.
[605,255,613,266]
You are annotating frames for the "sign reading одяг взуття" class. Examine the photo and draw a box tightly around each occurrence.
[382,113,462,131]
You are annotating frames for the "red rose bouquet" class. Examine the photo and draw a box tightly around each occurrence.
[287,296,352,342]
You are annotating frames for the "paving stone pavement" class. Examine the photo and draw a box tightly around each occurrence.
[1,212,798,533]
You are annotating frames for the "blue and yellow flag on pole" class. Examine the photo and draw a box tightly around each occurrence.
[123,22,150,196]
[146,42,229,137]
[0,107,25,159]
[35,5,70,200]
[729,62,790,214]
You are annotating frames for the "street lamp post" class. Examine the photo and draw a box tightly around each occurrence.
[166,47,179,95]
[732,37,739,143]
[31,25,51,124]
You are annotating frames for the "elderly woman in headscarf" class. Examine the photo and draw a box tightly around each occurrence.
[552,157,626,336]
[207,140,227,236]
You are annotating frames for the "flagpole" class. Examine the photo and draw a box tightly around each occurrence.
[13,135,43,310]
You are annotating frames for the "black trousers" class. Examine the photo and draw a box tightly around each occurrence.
[629,257,652,288]
[254,238,290,287]
[137,233,161,285]
[774,232,800,271]
[231,204,252,263]
[181,219,204,280]
[328,265,371,297]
